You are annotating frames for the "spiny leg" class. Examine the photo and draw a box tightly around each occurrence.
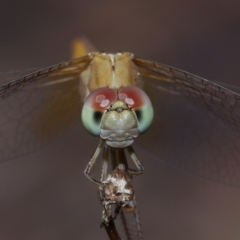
[99,148,113,226]
[126,146,144,176]
[110,148,127,171]
[84,139,105,186]
[111,148,143,239]
[100,146,110,182]
[121,195,143,240]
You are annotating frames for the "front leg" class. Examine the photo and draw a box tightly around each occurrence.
[84,139,105,186]
[126,146,144,176]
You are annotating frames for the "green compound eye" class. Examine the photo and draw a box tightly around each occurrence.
[119,86,154,134]
[81,88,117,136]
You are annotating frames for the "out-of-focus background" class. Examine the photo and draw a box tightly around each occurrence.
[0,1,240,240]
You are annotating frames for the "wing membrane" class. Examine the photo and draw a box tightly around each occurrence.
[134,58,240,186]
[0,55,92,162]
[1,54,240,186]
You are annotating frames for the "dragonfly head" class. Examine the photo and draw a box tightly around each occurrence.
[81,86,154,148]
[100,99,139,148]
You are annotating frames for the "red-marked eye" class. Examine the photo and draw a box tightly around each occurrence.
[119,86,154,134]
[82,88,118,136]
[85,87,118,111]
[119,86,145,109]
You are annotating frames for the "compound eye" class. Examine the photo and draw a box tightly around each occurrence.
[119,86,154,133]
[81,88,117,136]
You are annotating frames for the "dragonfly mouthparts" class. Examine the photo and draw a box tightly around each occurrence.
[116,107,123,113]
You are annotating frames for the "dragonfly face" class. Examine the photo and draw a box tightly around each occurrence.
[100,99,139,148]
[81,85,154,148]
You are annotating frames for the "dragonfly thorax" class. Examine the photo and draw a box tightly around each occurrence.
[100,100,139,148]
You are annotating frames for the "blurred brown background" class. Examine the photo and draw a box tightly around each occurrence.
[0,1,240,240]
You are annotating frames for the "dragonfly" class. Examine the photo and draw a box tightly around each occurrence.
[1,45,240,238]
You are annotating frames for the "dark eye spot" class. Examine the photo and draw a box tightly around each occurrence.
[94,111,102,123]
[135,110,142,122]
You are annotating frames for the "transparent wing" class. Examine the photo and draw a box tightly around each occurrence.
[2,54,240,187]
[133,57,240,187]
[214,81,240,94]
[0,68,42,85]
[0,55,92,162]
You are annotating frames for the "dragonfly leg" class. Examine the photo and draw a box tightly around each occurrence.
[84,139,105,186]
[126,146,144,176]
[100,146,110,182]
